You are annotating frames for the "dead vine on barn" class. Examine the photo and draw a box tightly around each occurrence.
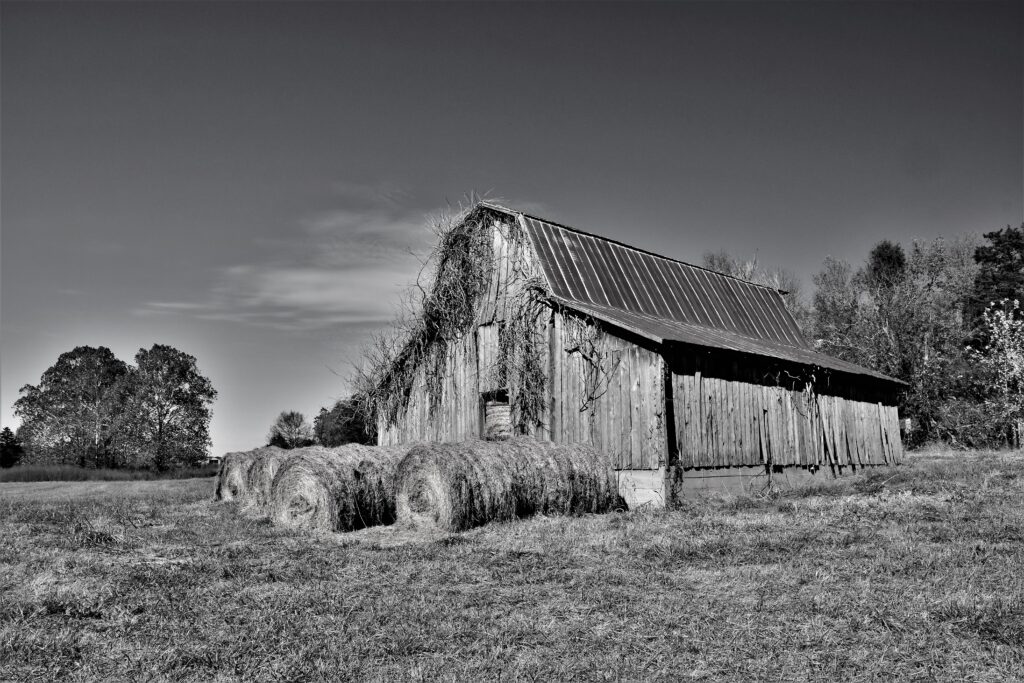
[356,203,552,434]
[356,201,623,436]
[494,277,550,432]
[356,204,493,427]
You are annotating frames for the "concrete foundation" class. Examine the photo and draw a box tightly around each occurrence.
[616,465,865,508]
[679,465,836,497]
[616,468,667,510]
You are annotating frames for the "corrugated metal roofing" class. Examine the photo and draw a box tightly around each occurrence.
[476,203,901,385]
[518,214,809,348]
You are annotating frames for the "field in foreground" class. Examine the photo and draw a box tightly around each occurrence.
[2,450,1023,681]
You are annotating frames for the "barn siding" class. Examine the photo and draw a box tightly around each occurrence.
[378,332,481,447]
[379,305,670,471]
[670,368,903,469]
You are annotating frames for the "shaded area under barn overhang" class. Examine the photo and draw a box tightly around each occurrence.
[550,297,905,389]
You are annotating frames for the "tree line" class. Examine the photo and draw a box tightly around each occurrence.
[706,224,1023,449]
[8,344,216,470]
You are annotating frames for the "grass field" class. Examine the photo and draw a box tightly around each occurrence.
[2,449,1023,681]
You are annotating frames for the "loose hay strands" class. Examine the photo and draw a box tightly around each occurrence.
[268,445,410,532]
[395,439,620,532]
[215,451,261,501]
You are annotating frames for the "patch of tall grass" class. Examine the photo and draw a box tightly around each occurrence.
[0,463,219,483]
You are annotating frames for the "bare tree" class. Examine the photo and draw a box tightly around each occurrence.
[267,411,315,449]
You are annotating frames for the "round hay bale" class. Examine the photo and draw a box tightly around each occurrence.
[268,444,410,532]
[395,438,619,532]
[242,446,292,509]
[215,451,260,501]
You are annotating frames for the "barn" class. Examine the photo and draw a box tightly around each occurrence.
[372,202,904,507]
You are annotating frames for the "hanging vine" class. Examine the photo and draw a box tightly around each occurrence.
[561,311,619,413]
[355,203,495,429]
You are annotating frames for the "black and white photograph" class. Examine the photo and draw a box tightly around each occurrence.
[1,0,1022,679]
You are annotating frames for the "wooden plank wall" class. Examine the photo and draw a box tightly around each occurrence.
[378,332,480,446]
[547,313,666,470]
[379,306,670,472]
[589,344,665,470]
[477,324,500,394]
[477,219,533,325]
[671,371,903,469]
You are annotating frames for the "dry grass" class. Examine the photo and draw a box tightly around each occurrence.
[268,445,408,532]
[2,448,1022,680]
[395,438,620,531]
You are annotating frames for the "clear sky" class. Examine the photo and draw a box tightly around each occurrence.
[2,1,1021,456]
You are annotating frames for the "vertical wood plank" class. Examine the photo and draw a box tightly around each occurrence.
[692,371,701,468]
[708,377,719,467]
[716,378,725,467]
[683,373,694,468]
[692,370,702,467]
[628,348,640,469]
[762,385,772,466]
[620,352,631,468]
[674,373,685,467]
[725,379,736,467]
[748,381,757,466]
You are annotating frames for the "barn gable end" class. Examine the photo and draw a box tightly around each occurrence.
[375,203,904,505]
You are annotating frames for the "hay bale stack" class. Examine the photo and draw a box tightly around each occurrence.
[395,439,619,531]
[215,451,260,501]
[268,445,409,532]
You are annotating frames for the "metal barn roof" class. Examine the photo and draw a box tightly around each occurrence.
[479,203,901,385]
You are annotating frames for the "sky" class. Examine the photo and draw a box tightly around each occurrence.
[2,1,1021,456]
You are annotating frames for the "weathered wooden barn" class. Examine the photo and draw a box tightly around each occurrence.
[376,203,904,506]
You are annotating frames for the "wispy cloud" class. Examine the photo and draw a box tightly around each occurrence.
[136,187,549,331]
[331,180,414,208]
[137,194,437,330]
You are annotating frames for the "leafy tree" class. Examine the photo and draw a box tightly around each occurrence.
[811,237,981,446]
[0,428,24,468]
[13,346,129,467]
[267,411,316,449]
[966,299,1024,447]
[811,257,860,359]
[314,397,376,446]
[865,240,907,290]
[971,224,1024,321]
[121,345,217,469]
